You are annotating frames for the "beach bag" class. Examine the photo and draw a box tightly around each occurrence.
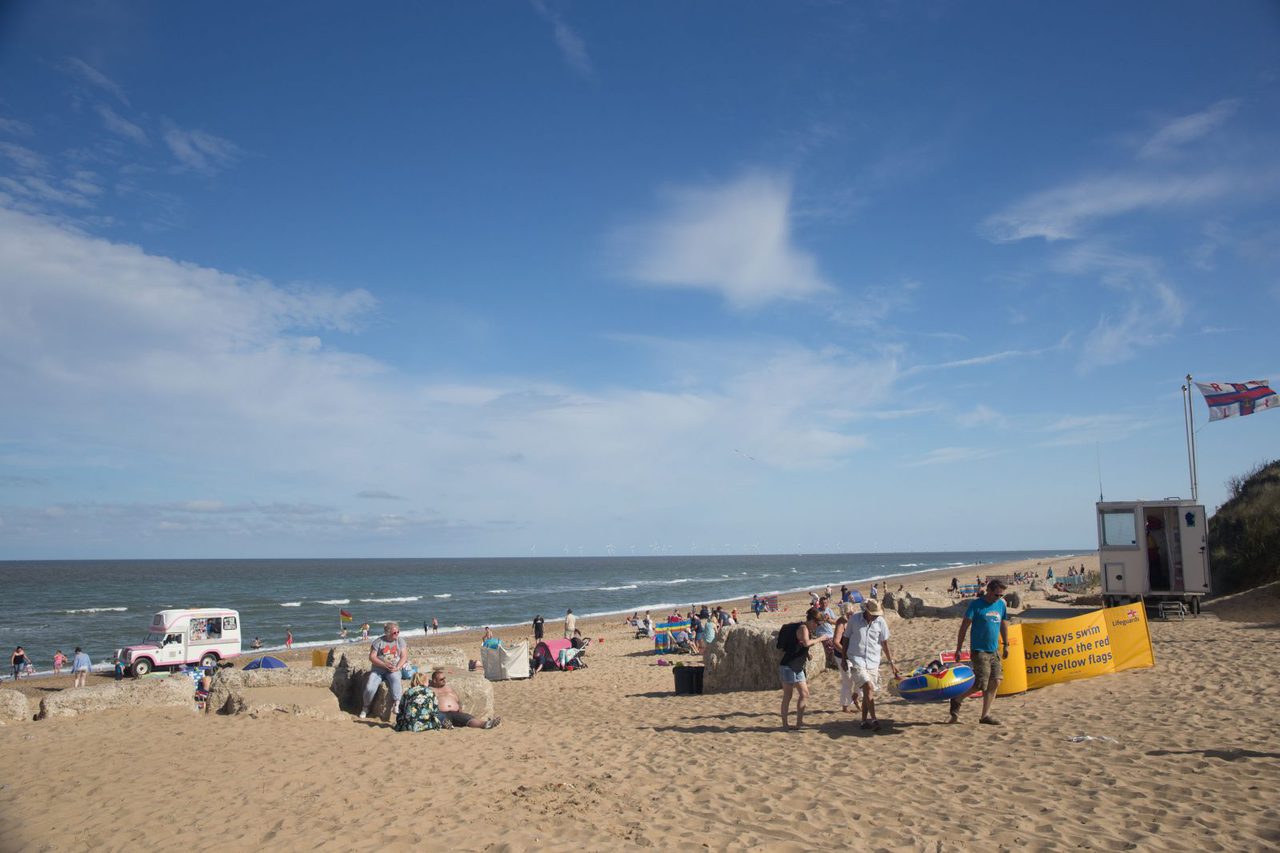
[776,623,799,652]
[395,686,443,733]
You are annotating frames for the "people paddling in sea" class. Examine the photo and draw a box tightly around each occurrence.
[53,649,66,676]
[285,629,293,650]
[11,646,30,680]
[777,608,826,730]
[71,647,92,688]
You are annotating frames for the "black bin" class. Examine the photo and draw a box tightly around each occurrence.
[673,665,704,695]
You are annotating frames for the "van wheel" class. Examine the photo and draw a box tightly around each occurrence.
[1189,597,1201,615]
[131,659,152,677]
[200,653,219,669]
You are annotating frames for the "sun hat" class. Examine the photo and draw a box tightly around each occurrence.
[863,599,884,616]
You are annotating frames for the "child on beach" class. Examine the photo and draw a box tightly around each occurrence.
[53,650,66,676]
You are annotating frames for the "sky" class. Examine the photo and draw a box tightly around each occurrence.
[1,2,1278,560]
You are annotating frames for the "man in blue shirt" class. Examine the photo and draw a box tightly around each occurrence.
[950,579,1009,725]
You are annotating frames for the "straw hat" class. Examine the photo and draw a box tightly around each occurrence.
[863,599,884,616]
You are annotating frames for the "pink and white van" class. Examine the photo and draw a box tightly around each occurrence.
[117,609,242,677]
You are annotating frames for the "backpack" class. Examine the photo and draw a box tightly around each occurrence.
[776,622,800,652]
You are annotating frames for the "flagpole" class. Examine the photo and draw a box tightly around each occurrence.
[1184,373,1199,502]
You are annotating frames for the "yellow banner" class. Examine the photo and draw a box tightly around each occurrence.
[995,604,1153,695]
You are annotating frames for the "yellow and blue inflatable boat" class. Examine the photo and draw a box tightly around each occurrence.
[895,665,975,703]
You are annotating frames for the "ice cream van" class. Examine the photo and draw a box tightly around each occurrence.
[117,609,242,676]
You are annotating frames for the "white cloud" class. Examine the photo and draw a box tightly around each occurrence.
[531,0,594,78]
[0,117,34,137]
[906,446,1000,467]
[955,404,1005,428]
[96,104,148,145]
[1039,413,1155,447]
[0,141,47,172]
[162,122,242,174]
[1052,243,1186,371]
[0,205,895,551]
[982,172,1237,243]
[613,172,834,309]
[1139,99,1240,160]
[65,58,131,106]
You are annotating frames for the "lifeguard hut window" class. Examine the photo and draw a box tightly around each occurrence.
[1101,511,1138,547]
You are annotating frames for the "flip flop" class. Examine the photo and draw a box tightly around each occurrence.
[483,716,502,729]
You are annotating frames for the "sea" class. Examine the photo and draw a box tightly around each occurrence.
[0,550,1075,675]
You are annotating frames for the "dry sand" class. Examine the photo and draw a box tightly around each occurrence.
[2,554,1278,851]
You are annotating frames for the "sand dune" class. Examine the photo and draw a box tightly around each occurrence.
[1,555,1277,851]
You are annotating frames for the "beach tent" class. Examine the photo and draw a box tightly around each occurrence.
[532,638,581,671]
[849,589,865,604]
[653,619,691,654]
[243,655,287,670]
[481,641,530,680]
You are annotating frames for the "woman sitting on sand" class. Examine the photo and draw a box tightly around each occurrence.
[395,672,444,733]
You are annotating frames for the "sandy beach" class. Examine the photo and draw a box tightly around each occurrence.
[1,553,1277,851]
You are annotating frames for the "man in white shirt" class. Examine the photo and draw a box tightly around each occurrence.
[842,599,901,731]
[564,608,577,639]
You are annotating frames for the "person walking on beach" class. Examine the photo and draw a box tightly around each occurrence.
[11,646,30,680]
[431,617,439,635]
[361,623,370,641]
[777,608,826,731]
[285,629,293,650]
[71,647,92,688]
[53,650,66,676]
[563,608,577,639]
[751,595,762,618]
[950,579,1009,725]
[843,599,900,731]
[532,614,545,642]
[360,621,407,720]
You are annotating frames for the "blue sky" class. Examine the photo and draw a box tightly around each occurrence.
[1,2,1277,559]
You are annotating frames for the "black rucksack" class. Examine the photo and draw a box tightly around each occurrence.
[776,622,800,652]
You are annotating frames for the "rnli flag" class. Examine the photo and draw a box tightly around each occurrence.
[1195,380,1279,421]
[339,609,354,622]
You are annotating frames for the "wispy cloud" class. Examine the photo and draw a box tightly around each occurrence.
[96,104,148,145]
[1038,413,1156,447]
[65,58,131,106]
[904,344,1055,376]
[357,490,406,501]
[612,172,833,309]
[0,117,34,137]
[1052,242,1186,371]
[981,172,1237,243]
[906,446,1000,467]
[955,404,1006,428]
[1139,98,1241,160]
[162,123,242,174]
[531,0,594,79]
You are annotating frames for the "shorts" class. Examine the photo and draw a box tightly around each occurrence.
[851,666,879,691]
[440,710,474,728]
[971,650,1003,685]
[779,665,807,685]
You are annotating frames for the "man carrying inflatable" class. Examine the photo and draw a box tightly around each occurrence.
[950,578,1009,726]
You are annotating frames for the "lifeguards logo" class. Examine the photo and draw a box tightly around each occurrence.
[1112,608,1142,627]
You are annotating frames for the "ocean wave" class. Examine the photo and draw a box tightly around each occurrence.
[359,596,422,603]
[486,589,509,594]
[597,584,638,591]
[898,563,923,567]
[65,607,128,614]
[316,599,350,605]
[433,593,451,599]
[280,602,302,607]
[657,578,691,585]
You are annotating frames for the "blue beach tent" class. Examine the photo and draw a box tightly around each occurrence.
[243,655,287,670]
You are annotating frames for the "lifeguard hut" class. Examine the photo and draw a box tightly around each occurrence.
[1096,499,1210,613]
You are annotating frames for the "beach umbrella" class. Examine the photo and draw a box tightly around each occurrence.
[243,655,287,670]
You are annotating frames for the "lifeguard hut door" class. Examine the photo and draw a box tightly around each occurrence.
[1097,500,1209,609]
